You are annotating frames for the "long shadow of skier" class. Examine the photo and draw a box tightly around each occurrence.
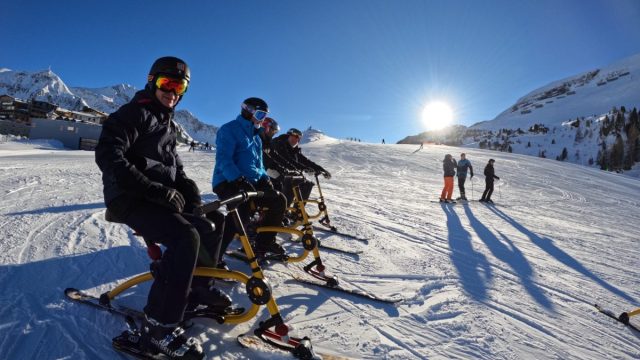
[442,204,492,302]
[0,246,155,359]
[277,285,400,318]
[486,205,636,303]
[463,205,554,310]
[6,202,105,216]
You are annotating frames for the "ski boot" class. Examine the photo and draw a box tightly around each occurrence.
[188,279,233,312]
[139,316,204,360]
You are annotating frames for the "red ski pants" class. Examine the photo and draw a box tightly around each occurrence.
[441,176,454,200]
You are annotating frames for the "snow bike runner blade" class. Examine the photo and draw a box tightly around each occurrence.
[290,273,403,304]
[594,304,640,333]
[224,250,288,264]
[311,226,369,244]
[237,333,351,360]
[285,238,363,256]
[65,287,145,319]
[65,288,244,323]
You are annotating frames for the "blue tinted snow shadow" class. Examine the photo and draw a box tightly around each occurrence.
[6,202,105,216]
[0,246,150,359]
[486,206,636,303]
[463,205,554,310]
[442,204,492,302]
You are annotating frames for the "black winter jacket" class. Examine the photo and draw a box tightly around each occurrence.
[443,158,457,177]
[271,134,324,173]
[95,90,197,214]
[483,164,500,182]
[260,132,292,175]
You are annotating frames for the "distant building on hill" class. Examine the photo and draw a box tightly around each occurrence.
[29,118,102,150]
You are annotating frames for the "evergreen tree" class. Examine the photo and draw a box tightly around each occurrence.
[561,147,568,161]
[610,135,624,170]
[574,127,583,143]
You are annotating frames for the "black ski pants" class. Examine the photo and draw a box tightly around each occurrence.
[482,179,494,201]
[282,177,314,207]
[213,181,286,257]
[118,201,221,324]
[458,176,467,197]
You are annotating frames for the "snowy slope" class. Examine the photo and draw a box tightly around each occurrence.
[0,139,639,359]
[472,53,640,131]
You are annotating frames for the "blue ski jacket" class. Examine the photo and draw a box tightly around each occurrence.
[457,159,474,178]
[212,115,269,188]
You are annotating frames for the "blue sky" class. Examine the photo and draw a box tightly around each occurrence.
[2,0,640,143]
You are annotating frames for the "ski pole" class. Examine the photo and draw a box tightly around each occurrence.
[498,182,502,201]
[471,177,474,200]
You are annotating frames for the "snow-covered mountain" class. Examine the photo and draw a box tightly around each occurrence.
[472,53,640,131]
[0,69,88,110]
[174,109,219,145]
[70,84,137,114]
[399,53,640,176]
[0,68,218,144]
[299,126,329,145]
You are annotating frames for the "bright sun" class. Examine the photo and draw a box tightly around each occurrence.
[422,101,454,131]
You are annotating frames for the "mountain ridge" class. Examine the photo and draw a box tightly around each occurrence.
[0,67,219,144]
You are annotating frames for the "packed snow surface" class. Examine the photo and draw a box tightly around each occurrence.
[0,138,639,359]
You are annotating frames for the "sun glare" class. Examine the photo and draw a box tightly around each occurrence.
[422,101,454,131]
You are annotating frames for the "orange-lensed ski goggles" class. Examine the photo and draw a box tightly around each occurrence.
[155,75,189,96]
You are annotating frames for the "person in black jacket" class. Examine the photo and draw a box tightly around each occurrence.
[260,117,287,188]
[456,153,474,201]
[95,56,226,360]
[270,128,331,206]
[440,154,457,203]
[480,159,500,203]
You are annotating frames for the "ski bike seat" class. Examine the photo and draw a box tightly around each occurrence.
[104,208,163,261]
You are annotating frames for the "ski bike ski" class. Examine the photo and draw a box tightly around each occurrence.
[290,266,403,304]
[469,200,510,208]
[311,225,369,244]
[594,304,640,333]
[65,288,244,324]
[237,332,352,360]
[285,237,363,256]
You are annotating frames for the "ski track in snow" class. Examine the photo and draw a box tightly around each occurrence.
[0,141,639,359]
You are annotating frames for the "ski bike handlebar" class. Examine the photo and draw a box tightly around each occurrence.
[194,191,264,216]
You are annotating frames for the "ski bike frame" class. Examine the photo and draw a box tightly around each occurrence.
[247,178,334,284]
[284,173,336,231]
[98,191,293,336]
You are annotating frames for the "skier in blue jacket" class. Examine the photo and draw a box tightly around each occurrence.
[456,153,474,201]
[212,97,287,261]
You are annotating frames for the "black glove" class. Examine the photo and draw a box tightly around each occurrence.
[495,176,500,180]
[256,176,274,191]
[315,167,331,179]
[176,177,202,213]
[146,183,185,213]
[234,176,256,193]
